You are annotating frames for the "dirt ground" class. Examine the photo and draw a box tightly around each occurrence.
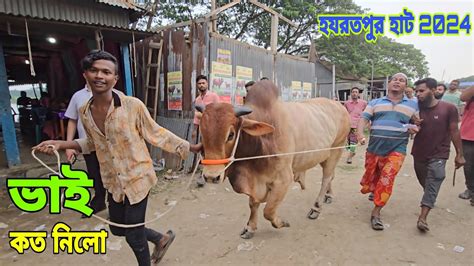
[0,144,473,265]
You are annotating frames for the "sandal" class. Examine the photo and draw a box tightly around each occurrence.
[368,193,374,201]
[371,216,384,231]
[417,219,429,232]
[151,230,176,264]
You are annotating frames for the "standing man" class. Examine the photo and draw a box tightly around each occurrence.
[17,91,32,134]
[65,84,105,216]
[435,83,447,100]
[16,91,31,106]
[34,50,202,265]
[65,83,123,217]
[458,86,474,205]
[344,87,367,164]
[405,86,417,102]
[442,80,463,114]
[412,78,465,232]
[357,73,419,231]
[193,74,220,187]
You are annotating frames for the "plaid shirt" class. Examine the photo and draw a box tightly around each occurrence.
[76,92,189,204]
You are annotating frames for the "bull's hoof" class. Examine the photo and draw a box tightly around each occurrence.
[307,209,320,220]
[240,228,254,239]
[324,195,333,204]
[271,220,290,229]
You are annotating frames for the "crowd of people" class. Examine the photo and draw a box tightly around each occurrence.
[31,49,473,265]
[344,75,473,232]
[16,90,68,141]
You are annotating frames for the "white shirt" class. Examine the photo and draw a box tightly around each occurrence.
[65,87,122,139]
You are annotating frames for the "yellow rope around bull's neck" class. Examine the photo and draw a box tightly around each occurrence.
[31,146,202,228]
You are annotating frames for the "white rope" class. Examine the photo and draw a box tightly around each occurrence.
[232,145,356,162]
[30,133,402,227]
[24,19,36,77]
[31,146,201,228]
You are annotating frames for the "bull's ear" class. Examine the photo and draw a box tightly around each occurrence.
[195,104,205,113]
[241,118,274,136]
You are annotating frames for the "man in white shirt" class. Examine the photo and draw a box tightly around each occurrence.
[65,84,122,216]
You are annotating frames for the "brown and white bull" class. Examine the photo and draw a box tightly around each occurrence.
[196,81,350,239]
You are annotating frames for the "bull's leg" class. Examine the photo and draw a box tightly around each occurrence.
[308,149,342,219]
[263,178,291,229]
[325,182,333,204]
[240,197,260,239]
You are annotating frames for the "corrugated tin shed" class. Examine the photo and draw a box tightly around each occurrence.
[0,0,143,29]
[97,0,142,11]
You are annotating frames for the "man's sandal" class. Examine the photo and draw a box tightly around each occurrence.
[417,219,429,232]
[371,216,384,231]
[151,230,176,264]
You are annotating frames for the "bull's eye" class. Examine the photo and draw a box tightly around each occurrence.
[227,132,235,142]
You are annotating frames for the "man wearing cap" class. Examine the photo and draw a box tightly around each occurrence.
[357,73,419,231]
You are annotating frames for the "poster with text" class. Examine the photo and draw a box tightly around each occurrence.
[235,66,253,105]
[281,86,291,102]
[211,61,233,103]
[167,71,182,110]
[291,81,302,101]
[217,49,232,65]
[302,82,312,99]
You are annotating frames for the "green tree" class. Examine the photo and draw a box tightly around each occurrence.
[140,0,429,79]
[316,34,429,80]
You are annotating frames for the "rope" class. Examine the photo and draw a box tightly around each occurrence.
[29,133,403,227]
[31,146,202,228]
[232,145,357,162]
[24,19,36,77]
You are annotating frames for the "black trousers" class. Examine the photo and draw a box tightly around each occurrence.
[108,193,163,266]
[463,140,474,193]
[83,152,106,209]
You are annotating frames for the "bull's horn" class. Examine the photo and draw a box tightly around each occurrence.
[234,106,252,117]
[195,104,205,113]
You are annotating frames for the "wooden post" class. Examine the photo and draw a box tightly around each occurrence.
[0,42,20,167]
[211,0,217,32]
[270,14,279,54]
[95,30,101,50]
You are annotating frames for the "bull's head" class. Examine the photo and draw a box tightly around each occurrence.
[196,103,274,183]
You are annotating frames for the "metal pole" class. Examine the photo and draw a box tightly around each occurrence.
[332,64,336,99]
[0,42,21,167]
[371,60,374,91]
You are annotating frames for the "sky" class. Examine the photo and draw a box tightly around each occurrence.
[353,0,474,82]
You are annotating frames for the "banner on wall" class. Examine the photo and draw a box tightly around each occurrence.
[167,71,182,110]
[235,66,253,105]
[302,82,312,99]
[217,49,232,65]
[291,81,302,101]
[211,61,233,103]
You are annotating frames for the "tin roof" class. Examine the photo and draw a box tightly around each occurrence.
[97,0,142,11]
[0,0,144,30]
